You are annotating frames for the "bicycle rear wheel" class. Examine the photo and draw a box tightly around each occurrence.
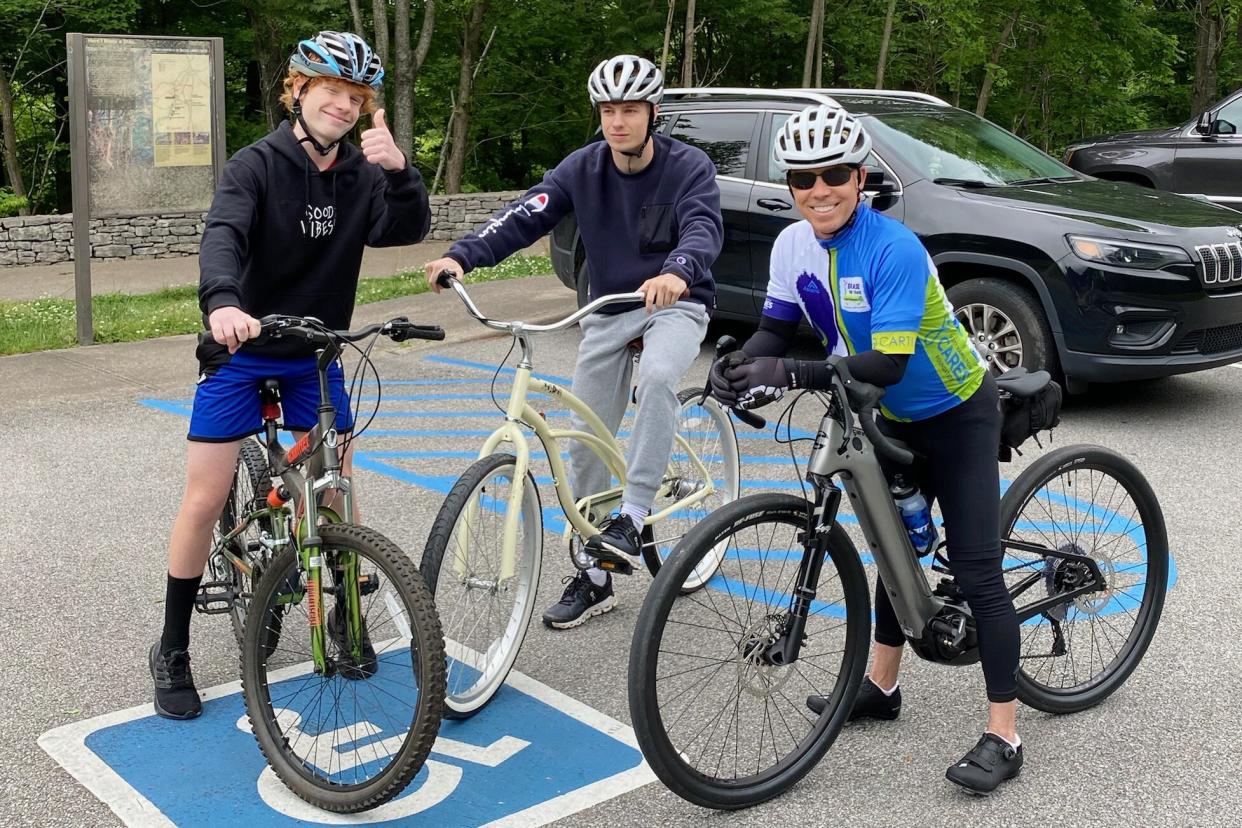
[241,523,445,813]
[206,439,272,648]
[640,388,741,592]
[1000,444,1168,714]
[421,452,542,719]
[629,493,870,810]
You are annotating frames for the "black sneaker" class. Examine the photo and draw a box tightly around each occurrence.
[328,604,378,680]
[806,677,902,721]
[945,733,1024,795]
[583,514,643,573]
[541,571,616,629]
[150,641,202,720]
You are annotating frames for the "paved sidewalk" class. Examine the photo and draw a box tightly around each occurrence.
[0,238,550,302]
[0,273,576,412]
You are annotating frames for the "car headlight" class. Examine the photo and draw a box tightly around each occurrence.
[1066,235,1192,270]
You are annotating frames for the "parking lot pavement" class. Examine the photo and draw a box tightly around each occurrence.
[3,282,1240,825]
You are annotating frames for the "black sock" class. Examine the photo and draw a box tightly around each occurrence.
[161,572,203,654]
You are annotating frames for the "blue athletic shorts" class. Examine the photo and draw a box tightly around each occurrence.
[188,351,355,442]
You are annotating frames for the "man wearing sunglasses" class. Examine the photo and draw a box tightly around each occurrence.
[708,104,1022,796]
[424,54,722,630]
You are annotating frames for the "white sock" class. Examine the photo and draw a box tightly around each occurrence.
[620,502,649,530]
[987,730,1021,749]
[868,676,899,695]
[586,567,609,586]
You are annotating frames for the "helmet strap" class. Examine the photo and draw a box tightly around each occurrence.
[291,89,340,157]
[616,104,656,160]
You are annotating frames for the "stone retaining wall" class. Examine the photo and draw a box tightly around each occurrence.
[0,190,525,267]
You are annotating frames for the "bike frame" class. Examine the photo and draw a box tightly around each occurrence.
[442,278,719,581]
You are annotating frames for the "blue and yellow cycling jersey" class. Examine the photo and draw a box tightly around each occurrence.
[762,203,986,421]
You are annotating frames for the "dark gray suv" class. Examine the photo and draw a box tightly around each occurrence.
[550,88,1242,392]
[1065,88,1242,210]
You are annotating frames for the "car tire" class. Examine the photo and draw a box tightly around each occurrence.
[948,278,1060,379]
[575,258,590,309]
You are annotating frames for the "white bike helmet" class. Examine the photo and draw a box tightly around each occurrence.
[587,55,664,106]
[773,104,871,171]
[291,31,384,89]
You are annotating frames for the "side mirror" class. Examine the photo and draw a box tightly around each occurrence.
[1211,118,1237,135]
[864,170,897,194]
[1195,112,1212,135]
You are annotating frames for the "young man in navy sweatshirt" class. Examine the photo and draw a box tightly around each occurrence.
[150,32,432,720]
[424,54,723,629]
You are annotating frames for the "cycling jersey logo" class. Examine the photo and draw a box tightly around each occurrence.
[838,276,870,312]
[525,193,549,213]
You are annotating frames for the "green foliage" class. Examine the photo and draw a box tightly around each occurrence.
[2,0,1242,207]
[0,188,27,217]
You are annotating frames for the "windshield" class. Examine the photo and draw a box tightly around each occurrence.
[866,110,1078,185]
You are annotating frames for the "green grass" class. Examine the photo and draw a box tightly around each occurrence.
[0,255,552,357]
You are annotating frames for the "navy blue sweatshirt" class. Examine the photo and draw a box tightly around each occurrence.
[197,121,431,364]
[446,133,722,313]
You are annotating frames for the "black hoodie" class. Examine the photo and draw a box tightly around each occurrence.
[196,121,431,366]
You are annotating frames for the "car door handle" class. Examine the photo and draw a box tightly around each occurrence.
[757,198,792,211]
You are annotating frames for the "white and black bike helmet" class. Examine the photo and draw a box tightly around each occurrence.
[773,104,871,171]
[291,31,384,89]
[587,54,664,106]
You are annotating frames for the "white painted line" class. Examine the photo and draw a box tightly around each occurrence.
[39,663,656,827]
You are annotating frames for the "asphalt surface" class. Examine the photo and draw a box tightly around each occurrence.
[2,275,1240,826]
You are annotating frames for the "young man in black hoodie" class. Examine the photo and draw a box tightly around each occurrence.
[150,31,432,720]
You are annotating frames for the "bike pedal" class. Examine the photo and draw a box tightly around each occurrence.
[595,558,634,576]
[194,580,236,615]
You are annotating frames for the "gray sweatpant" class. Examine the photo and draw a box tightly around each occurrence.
[568,301,710,511]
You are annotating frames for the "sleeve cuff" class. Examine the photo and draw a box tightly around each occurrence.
[203,290,241,314]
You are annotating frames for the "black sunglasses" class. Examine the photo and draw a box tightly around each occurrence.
[787,165,859,190]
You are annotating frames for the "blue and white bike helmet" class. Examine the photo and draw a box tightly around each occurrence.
[290,31,384,89]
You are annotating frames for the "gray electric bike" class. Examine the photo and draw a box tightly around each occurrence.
[627,358,1167,809]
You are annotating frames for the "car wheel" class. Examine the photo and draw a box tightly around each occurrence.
[575,258,590,309]
[948,278,1059,378]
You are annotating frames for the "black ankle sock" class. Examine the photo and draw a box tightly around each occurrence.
[161,572,203,654]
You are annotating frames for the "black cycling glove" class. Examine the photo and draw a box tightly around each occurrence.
[721,353,797,410]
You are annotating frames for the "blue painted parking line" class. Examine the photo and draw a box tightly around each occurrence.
[39,662,654,826]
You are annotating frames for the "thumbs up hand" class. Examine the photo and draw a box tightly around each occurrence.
[361,108,406,171]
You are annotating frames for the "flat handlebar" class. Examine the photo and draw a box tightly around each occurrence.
[257,314,445,345]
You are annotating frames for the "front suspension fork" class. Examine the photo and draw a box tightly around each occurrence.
[764,483,842,667]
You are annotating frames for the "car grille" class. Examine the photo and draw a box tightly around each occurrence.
[1195,243,1242,290]
[1171,322,1242,356]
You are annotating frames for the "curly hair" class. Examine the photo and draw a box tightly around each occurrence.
[278,68,378,116]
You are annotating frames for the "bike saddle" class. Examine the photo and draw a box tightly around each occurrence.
[995,366,1052,398]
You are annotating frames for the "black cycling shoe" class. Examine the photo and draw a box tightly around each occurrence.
[327,604,378,680]
[583,515,643,574]
[806,677,902,721]
[150,641,202,720]
[541,571,616,629]
[945,733,1023,795]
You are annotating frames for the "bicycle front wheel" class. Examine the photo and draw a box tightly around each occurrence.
[1001,444,1168,714]
[421,452,543,719]
[629,493,870,810]
[241,524,446,813]
[641,388,741,592]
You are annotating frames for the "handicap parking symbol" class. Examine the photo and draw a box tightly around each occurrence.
[39,662,654,826]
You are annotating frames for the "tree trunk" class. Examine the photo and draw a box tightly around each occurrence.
[1191,0,1226,116]
[876,0,898,88]
[413,0,437,77]
[371,0,391,68]
[802,0,824,87]
[348,0,364,36]
[975,6,1021,118]
[814,4,825,86]
[393,0,413,157]
[660,0,676,76]
[244,2,286,130]
[445,1,489,195]
[0,62,29,213]
[680,0,697,87]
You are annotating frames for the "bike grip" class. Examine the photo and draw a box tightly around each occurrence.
[435,269,458,290]
[858,407,914,466]
[414,325,446,341]
[715,335,738,359]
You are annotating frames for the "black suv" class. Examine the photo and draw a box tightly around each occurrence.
[550,88,1242,391]
[1065,87,1242,209]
